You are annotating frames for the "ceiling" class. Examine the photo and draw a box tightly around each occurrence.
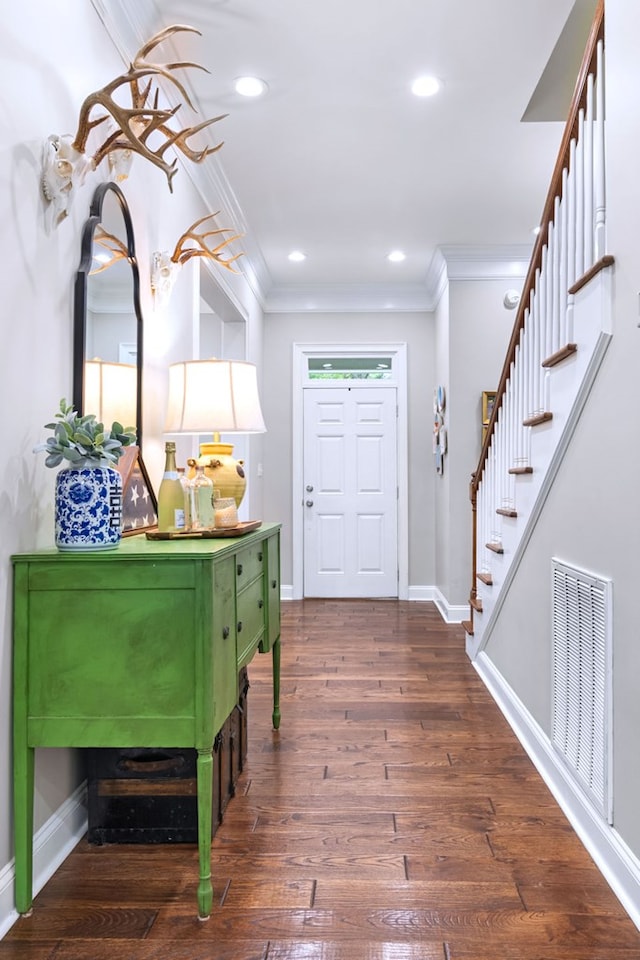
[104,0,597,308]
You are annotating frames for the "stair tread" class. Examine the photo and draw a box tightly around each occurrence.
[509,466,533,475]
[486,541,504,555]
[477,572,493,586]
[496,507,517,518]
[462,619,474,636]
[470,597,483,613]
[523,411,553,427]
[542,342,578,368]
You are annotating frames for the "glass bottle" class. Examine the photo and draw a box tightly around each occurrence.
[177,466,192,530]
[157,442,186,533]
[189,465,215,530]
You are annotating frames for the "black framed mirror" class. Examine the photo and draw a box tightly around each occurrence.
[73,181,158,532]
[73,180,143,446]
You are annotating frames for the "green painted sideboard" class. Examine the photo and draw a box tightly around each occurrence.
[12,523,281,920]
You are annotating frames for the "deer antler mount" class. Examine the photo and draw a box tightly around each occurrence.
[42,25,226,222]
[151,213,244,300]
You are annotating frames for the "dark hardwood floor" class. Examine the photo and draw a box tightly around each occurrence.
[3,599,640,959]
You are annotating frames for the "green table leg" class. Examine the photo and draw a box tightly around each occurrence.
[272,637,281,729]
[196,747,213,920]
[13,744,34,914]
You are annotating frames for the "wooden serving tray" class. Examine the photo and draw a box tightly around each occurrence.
[146,520,262,541]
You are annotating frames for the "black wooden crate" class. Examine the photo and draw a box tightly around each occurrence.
[87,668,249,844]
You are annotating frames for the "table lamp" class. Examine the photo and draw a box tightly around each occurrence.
[164,358,266,508]
[84,358,137,430]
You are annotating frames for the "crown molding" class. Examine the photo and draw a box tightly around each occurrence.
[263,282,434,314]
[439,244,532,280]
[264,245,532,314]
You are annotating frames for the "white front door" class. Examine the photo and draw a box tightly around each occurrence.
[303,386,398,598]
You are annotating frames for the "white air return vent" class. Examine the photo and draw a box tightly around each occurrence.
[551,559,612,823]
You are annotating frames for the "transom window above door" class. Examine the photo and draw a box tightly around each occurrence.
[306,355,394,382]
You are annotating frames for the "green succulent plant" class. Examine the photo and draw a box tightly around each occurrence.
[34,398,136,468]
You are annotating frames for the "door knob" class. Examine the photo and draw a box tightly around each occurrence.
[306,499,313,507]
[306,484,314,492]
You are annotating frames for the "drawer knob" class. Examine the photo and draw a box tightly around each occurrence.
[237,620,243,633]
[258,552,263,561]
[237,563,243,575]
[271,579,277,589]
[222,626,230,639]
[258,599,264,609]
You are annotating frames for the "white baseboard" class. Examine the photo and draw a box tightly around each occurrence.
[414,586,467,623]
[0,783,87,939]
[407,585,438,602]
[474,651,640,932]
[284,584,465,622]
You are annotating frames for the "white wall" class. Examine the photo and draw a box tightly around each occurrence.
[434,285,452,604]
[0,2,264,926]
[0,0,123,879]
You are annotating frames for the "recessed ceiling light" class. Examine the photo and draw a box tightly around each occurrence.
[288,250,306,262]
[411,75,441,97]
[234,76,268,97]
[387,250,406,263]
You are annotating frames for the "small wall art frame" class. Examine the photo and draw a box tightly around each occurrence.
[482,390,497,443]
[433,385,447,474]
[482,390,496,425]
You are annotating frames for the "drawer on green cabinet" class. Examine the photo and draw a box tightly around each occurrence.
[261,535,280,652]
[235,542,265,586]
[212,559,237,731]
[236,578,266,667]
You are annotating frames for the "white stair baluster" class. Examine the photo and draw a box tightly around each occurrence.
[584,73,595,269]
[594,40,606,259]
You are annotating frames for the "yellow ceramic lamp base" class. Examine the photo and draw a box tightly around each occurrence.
[188,441,245,508]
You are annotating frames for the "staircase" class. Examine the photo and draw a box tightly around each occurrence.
[465,0,611,658]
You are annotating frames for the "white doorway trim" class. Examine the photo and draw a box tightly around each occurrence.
[292,342,408,600]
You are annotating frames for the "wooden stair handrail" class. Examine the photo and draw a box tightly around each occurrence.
[470,0,604,500]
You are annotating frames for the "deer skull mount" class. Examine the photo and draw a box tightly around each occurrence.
[41,25,226,223]
[151,250,179,301]
[151,213,244,302]
[41,135,90,227]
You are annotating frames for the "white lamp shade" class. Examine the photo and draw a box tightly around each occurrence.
[164,359,266,435]
[84,359,137,429]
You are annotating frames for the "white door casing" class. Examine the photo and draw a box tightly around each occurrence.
[303,386,398,597]
[291,343,408,601]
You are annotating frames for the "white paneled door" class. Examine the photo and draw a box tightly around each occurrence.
[303,386,398,598]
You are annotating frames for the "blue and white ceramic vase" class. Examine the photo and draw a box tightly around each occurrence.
[55,460,123,552]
